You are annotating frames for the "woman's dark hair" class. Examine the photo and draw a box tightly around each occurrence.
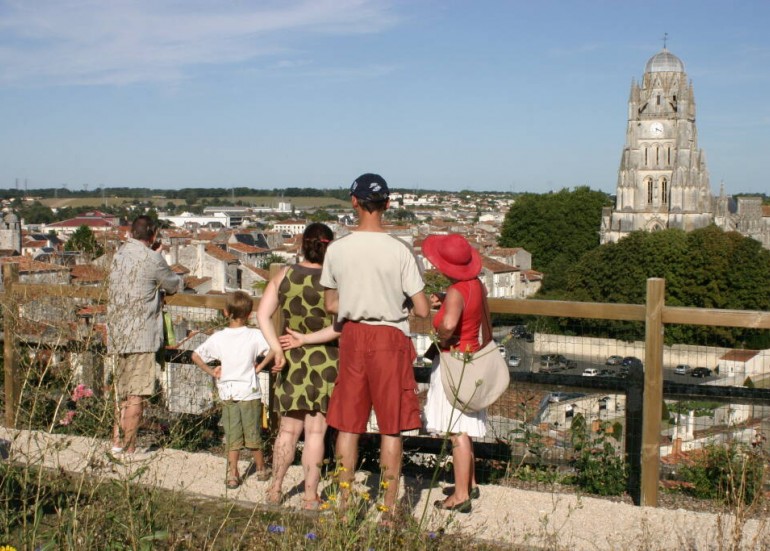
[302,223,334,264]
[131,215,157,242]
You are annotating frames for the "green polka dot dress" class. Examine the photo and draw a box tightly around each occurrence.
[275,264,338,414]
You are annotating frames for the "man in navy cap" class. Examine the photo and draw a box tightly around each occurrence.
[320,173,429,521]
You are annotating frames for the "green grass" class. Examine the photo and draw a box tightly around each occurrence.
[0,462,501,550]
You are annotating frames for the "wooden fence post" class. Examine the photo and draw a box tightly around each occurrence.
[641,278,665,506]
[3,263,20,428]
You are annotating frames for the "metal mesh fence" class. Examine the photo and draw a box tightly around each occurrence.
[2,282,769,504]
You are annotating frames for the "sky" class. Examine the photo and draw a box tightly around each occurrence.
[0,0,768,194]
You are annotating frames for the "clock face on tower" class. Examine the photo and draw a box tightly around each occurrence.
[650,122,664,137]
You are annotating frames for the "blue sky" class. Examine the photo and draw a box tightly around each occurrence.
[0,1,768,194]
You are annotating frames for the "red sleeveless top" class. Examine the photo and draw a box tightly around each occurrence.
[433,278,484,353]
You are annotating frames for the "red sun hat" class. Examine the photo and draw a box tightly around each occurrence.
[422,233,482,281]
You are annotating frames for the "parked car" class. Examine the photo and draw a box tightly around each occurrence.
[539,364,563,373]
[582,368,599,377]
[507,355,521,368]
[523,332,535,343]
[690,367,712,378]
[674,364,691,375]
[622,356,643,368]
[598,369,614,377]
[540,354,558,366]
[509,325,527,338]
[562,359,578,369]
[606,355,623,365]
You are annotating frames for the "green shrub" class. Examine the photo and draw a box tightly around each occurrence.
[678,441,765,505]
[570,414,627,496]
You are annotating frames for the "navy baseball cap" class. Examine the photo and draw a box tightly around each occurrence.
[350,173,389,201]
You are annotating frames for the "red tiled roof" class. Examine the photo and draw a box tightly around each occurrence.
[47,218,114,228]
[487,247,523,256]
[196,231,220,242]
[205,244,238,263]
[243,265,269,279]
[170,263,190,275]
[228,242,268,254]
[185,276,211,289]
[720,349,759,362]
[481,256,519,273]
[1,256,69,273]
[70,264,107,282]
[77,304,106,316]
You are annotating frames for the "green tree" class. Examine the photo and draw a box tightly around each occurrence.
[564,226,770,347]
[64,225,104,258]
[260,253,287,270]
[498,187,611,293]
[19,201,55,224]
[308,209,336,222]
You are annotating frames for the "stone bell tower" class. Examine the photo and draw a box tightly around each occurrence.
[600,46,713,244]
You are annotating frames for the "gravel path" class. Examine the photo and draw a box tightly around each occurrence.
[2,427,768,550]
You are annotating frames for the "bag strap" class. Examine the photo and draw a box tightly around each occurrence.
[479,281,493,348]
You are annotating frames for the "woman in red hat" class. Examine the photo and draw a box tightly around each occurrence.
[422,233,486,514]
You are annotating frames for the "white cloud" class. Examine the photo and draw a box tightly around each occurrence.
[0,0,398,86]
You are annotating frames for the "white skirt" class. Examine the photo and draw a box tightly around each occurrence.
[423,356,487,438]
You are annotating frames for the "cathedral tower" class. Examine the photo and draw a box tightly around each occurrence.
[600,48,713,244]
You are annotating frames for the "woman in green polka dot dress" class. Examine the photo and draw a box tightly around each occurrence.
[257,223,339,509]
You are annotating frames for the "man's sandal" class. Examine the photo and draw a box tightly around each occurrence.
[225,475,241,490]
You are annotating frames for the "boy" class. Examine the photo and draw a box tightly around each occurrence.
[192,291,271,489]
[320,173,430,518]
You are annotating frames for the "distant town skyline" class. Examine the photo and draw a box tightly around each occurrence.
[1,1,768,194]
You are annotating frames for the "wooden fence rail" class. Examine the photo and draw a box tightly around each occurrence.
[3,276,770,507]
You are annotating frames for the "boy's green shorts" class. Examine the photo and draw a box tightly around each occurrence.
[222,399,263,452]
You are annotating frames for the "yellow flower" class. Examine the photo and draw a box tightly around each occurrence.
[0,546,17,551]
[339,481,350,489]
[376,504,389,512]
[360,492,371,502]
[327,493,337,502]
[379,480,390,489]
[319,502,331,511]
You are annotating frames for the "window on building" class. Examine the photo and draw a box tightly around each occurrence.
[647,178,653,203]
[661,178,668,204]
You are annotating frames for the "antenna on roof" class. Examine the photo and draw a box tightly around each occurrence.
[663,32,668,50]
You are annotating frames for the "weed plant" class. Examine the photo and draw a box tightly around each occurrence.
[569,414,627,496]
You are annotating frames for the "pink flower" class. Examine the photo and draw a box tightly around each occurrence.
[71,384,94,402]
[59,410,76,426]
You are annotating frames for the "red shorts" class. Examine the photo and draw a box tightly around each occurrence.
[326,322,421,435]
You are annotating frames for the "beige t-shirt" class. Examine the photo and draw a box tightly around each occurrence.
[320,231,425,335]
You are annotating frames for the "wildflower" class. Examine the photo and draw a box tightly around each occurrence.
[376,504,389,512]
[360,491,371,502]
[379,480,390,489]
[428,531,437,539]
[319,501,331,511]
[0,546,17,551]
[305,532,317,540]
[327,493,337,502]
[59,410,76,426]
[71,384,93,402]
[267,524,285,534]
[339,481,350,489]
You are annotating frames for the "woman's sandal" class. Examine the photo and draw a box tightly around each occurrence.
[265,487,283,506]
[225,475,242,490]
[302,495,324,511]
